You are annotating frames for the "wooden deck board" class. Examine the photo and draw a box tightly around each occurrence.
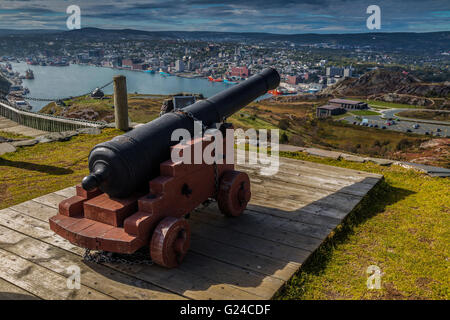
[0,207,259,300]
[0,278,39,300]
[0,157,382,300]
[0,225,184,300]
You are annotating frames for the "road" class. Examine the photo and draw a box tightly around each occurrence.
[341,111,450,137]
[381,108,450,126]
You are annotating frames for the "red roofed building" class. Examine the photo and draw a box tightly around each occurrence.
[286,75,301,85]
[230,66,250,78]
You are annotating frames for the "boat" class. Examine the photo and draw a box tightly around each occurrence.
[10,85,24,92]
[159,70,172,76]
[287,88,297,94]
[208,76,223,82]
[14,100,32,110]
[145,69,155,74]
[223,79,238,84]
[268,89,282,96]
[25,69,34,79]
[49,61,69,67]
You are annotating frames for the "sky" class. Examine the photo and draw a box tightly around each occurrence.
[0,0,449,34]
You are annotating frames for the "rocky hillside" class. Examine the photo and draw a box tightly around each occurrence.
[399,139,450,167]
[322,69,450,103]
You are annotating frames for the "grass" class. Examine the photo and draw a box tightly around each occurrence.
[397,110,449,122]
[276,151,449,300]
[40,94,166,124]
[231,101,443,166]
[349,110,380,116]
[39,95,447,166]
[306,120,431,161]
[0,130,33,140]
[331,113,349,120]
[0,128,122,209]
[0,130,448,299]
[365,100,421,109]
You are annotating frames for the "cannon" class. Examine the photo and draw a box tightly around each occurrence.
[49,68,280,268]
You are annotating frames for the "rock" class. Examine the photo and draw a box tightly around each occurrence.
[0,143,16,155]
[64,108,100,121]
[35,132,64,143]
[279,144,307,153]
[341,154,366,163]
[397,162,450,177]
[419,139,447,149]
[35,131,78,143]
[77,127,102,135]
[11,139,39,147]
[35,136,53,143]
[60,130,79,139]
[365,157,394,166]
[304,148,342,160]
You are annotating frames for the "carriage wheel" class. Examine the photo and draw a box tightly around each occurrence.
[217,170,251,217]
[150,217,191,268]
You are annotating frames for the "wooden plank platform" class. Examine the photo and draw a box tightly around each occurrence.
[0,157,382,300]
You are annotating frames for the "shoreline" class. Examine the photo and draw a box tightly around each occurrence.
[76,63,208,80]
[7,61,277,109]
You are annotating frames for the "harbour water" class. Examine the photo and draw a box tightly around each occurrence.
[10,62,243,112]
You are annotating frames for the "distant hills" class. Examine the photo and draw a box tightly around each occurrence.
[0,29,63,36]
[2,27,449,52]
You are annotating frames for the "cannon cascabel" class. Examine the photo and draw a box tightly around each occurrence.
[82,68,280,198]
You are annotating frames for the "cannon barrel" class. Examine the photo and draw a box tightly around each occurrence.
[82,68,280,198]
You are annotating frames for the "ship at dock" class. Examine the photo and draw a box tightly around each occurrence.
[25,69,34,79]
[20,69,34,80]
[223,78,238,85]
[13,99,32,110]
[159,69,172,76]
[208,76,223,82]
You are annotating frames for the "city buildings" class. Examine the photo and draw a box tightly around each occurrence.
[175,59,185,72]
[326,66,353,78]
[5,32,428,97]
[230,66,250,78]
[286,75,301,85]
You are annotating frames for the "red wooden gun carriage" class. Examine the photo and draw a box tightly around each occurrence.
[49,68,280,268]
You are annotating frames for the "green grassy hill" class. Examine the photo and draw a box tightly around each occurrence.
[39,94,449,168]
[40,94,166,124]
[278,151,449,300]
